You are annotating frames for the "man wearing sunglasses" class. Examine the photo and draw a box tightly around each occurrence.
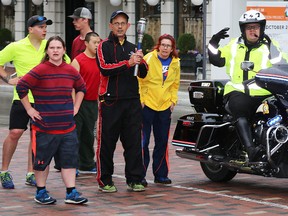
[0,15,56,189]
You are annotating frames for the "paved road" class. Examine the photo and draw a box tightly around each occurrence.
[1,81,288,215]
[1,124,288,215]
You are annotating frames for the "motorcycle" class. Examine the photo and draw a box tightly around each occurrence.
[172,62,288,182]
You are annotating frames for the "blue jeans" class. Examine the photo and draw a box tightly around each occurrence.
[142,106,171,178]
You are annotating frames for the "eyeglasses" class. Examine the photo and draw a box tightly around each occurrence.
[160,43,172,48]
[245,25,260,30]
[112,22,127,27]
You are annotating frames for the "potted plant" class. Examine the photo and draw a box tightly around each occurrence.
[142,33,154,55]
[177,33,196,73]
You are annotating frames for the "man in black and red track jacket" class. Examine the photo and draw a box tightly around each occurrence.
[96,10,148,192]
[97,32,147,100]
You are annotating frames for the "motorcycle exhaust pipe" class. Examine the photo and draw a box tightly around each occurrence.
[272,125,288,144]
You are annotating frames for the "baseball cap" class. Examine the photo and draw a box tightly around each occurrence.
[110,10,129,23]
[68,7,92,19]
[27,15,53,27]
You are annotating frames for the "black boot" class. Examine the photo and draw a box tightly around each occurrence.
[235,117,263,162]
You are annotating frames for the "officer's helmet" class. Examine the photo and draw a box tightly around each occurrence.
[239,10,266,40]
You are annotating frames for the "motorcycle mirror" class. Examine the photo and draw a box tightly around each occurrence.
[241,61,254,71]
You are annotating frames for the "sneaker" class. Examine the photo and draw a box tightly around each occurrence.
[34,189,56,205]
[0,171,14,189]
[154,177,172,184]
[141,178,148,187]
[54,165,61,172]
[65,189,88,204]
[127,182,145,192]
[25,173,36,186]
[78,167,97,174]
[98,184,117,193]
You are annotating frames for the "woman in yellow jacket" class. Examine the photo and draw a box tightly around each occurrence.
[138,34,180,186]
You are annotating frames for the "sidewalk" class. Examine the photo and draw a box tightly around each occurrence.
[0,71,199,215]
[2,89,288,215]
[0,123,191,216]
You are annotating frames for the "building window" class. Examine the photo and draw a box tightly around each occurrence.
[24,0,44,34]
[137,0,161,43]
[0,4,14,49]
[177,0,203,52]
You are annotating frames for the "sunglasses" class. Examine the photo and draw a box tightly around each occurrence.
[30,16,46,27]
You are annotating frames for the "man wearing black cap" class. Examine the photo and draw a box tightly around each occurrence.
[96,10,148,193]
[68,7,93,60]
[0,15,58,189]
[27,15,53,28]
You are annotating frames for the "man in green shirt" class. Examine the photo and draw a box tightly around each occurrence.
[0,15,55,189]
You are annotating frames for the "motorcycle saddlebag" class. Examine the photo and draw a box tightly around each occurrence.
[172,113,223,149]
[188,80,228,114]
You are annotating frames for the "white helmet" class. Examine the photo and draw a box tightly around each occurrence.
[239,10,266,40]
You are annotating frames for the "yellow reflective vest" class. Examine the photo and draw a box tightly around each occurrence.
[218,37,287,96]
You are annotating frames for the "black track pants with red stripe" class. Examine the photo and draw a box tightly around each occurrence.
[96,98,144,186]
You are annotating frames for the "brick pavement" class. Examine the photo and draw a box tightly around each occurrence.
[1,123,288,215]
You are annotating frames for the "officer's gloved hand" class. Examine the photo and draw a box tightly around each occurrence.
[209,27,230,47]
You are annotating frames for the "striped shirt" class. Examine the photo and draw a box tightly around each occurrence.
[16,61,86,133]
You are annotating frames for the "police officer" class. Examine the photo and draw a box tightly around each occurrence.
[208,10,287,162]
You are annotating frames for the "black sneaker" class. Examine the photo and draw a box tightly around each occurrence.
[65,189,88,204]
[141,178,148,187]
[34,189,56,205]
[154,177,172,184]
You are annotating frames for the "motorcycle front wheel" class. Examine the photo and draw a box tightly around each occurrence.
[200,162,237,182]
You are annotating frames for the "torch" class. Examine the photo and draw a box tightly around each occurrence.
[134,18,147,76]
